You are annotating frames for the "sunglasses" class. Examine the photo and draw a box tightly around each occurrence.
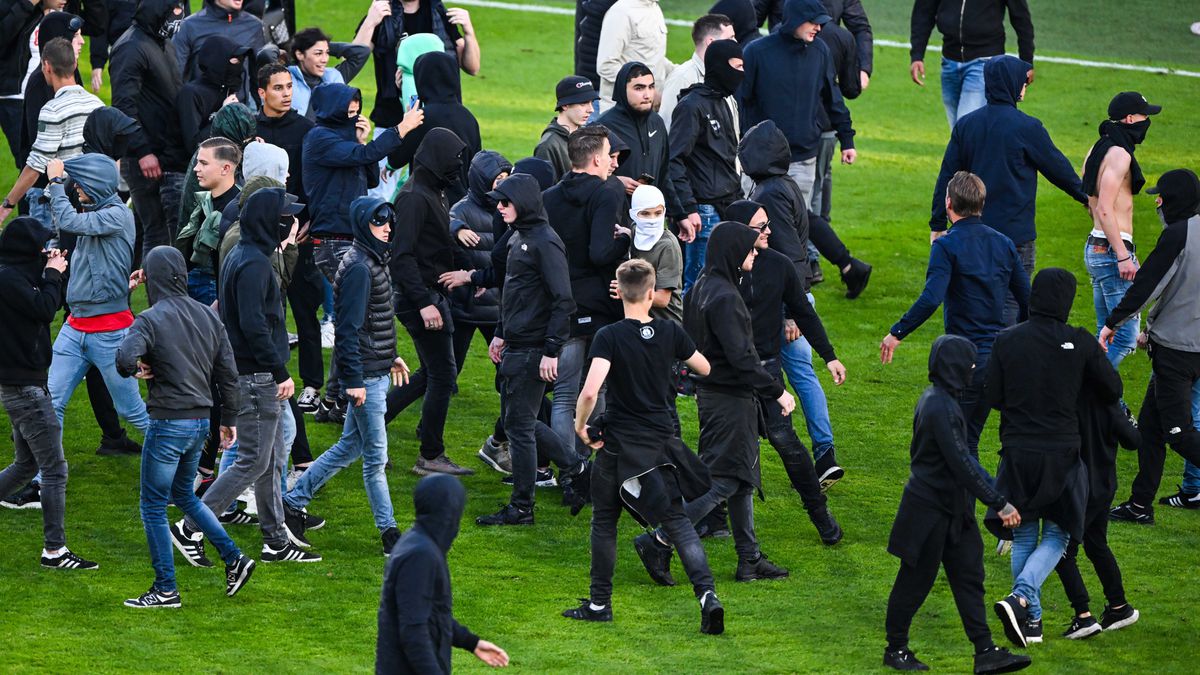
[755,220,771,233]
[497,199,511,208]
[371,205,396,227]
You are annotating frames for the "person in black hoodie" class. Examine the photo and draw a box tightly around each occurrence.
[709,0,760,44]
[882,334,1028,674]
[376,475,510,673]
[110,0,188,257]
[0,217,98,570]
[986,268,1122,649]
[476,173,587,526]
[176,35,250,153]
[669,39,743,293]
[386,127,475,477]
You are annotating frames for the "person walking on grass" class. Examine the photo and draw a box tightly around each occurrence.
[118,246,255,608]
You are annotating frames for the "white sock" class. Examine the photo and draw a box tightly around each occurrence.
[589,602,606,612]
[43,547,65,558]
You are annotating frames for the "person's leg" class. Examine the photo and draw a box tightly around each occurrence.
[810,131,837,215]
[359,376,397,531]
[1148,343,1200,467]
[1004,241,1036,327]
[0,385,67,550]
[139,419,185,592]
[760,368,826,514]
[157,172,186,252]
[726,480,760,562]
[955,57,989,122]
[1012,520,1070,620]
[682,473,739,527]
[193,376,276,530]
[413,326,458,461]
[659,497,716,599]
[285,407,365,511]
[452,322,478,377]
[1054,537,1091,616]
[1183,382,1200,494]
[86,366,128,445]
[252,396,290,550]
[786,159,817,214]
[170,419,242,566]
[88,329,151,434]
[0,99,23,171]
[1080,512,1126,610]
[1085,242,1138,369]
[808,212,853,270]
[942,519,997,653]
[1129,377,1167,507]
[502,349,546,510]
[122,161,166,260]
[940,57,965,128]
[958,351,992,453]
[779,333,835,460]
[683,204,720,294]
[550,336,589,455]
[288,243,325,393]
[287,397,313,467]
[47,323,93,429]
[313,239,353,403]
[587,451,621,607]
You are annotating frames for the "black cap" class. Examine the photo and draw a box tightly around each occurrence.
[281,192,305,216]
[1146,168,1199,197]
[555,76,598,109]
[1108,91,1162,120]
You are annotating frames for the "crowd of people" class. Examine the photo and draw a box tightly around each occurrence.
[0,0,1196,671]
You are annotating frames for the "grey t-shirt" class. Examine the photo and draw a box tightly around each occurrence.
[633,230,683,324]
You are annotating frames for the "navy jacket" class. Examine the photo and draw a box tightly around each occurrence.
[890,216,1029,356]
[929,56,1086,244]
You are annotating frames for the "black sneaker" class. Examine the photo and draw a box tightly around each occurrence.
[973,646,1031,674]
[283,504,311,548]
[225,555,256,597]
[735,553,789,581]
[124,587,181,608]
[476,503,534,526]
[699,590,724,635]
[382,526,401,556]
[1109,500,1154,524]
[193,472,215,498]
[314,398,346,424]
[561,461,592,516]
[1023,618,1042,644]
[261,542,322,563]
[502,468,556,487]
[993,594,1028,648]
[633,532,676,586]
[303,508,325,530]
[883,646,930,671]
[562,598,613,622]
[1062,615,1102,640]
[841,257,873,299]
[696,505,730,539]
[1099,604,1139,631]
[170,520,212,568]
[1159,486,1200,509]
[96,433,141,456]
[810,507,843,545]
[815,450,845,493]
[218,508,259,526]
[40,549,99,570]
[810,258,824,284]
[1,482,41,510]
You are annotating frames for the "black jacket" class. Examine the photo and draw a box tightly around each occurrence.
[574,0,618,89]
[669,83,740,215]
[741,244,834,362]
[176,35,248,152]
[1079,397,1139,515]
[910,0,1034,65]
[255,108,314,221]
[494,174,575,357]
[533,119,571,181]
[387,52,480,206]
[218,188,291,382]
[594,62,684,220]
[447,151,510,325]
[88,0,136,72]
[814,22,861,133]
[740,120,812,285]
[0,0,41,97]
[754,0,873,72]
[710,0,761,46]
[116,246,239,423]
[683,221,782,399]
[109,0,187,169]
[335,197,397,388]
[376,475,479,675]
[82,106,141,160]
[543,171,628,337]
[0,218,63,386]
[390,127,467,316]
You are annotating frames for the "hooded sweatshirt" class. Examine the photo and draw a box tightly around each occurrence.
[710,0,761,45]
[172,0,264,97]
[929,56,1087,244]
[116,246,239,423]
[376,475,479,675]
[216,175,297,288]
[218,187,290,382]
[48,153,136,318]
[255,106,314,213]
[0,0,41,97]
[668,40,743,216]
[334,197,397,388]
[242,141,289,184]
[82,106,141,160]
[740,0,855,162]
[448,150,510,325]
[533,119,572,182]
[682,221,781,398]
[176,35,250,151]
[109,0,187,169]
[739,120,811,282]
[0,217,63,385]
[303,83,406,237]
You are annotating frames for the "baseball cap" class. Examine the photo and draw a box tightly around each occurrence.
[281,192,305,216]
[1108,91,1162,120]
[1145,168,1199,197]
[555,76,598,109]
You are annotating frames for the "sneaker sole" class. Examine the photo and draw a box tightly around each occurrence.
[818,467,845,493]
[262,554,322,563]
[477,448,513,475]
[1108,510,1154,525]
[41,562,99,570]
[226,559,256,597]
[0,501,41,510]
[993,600,1027,648]
[170,528,212,568]
[734,573,790,582]
[123,600,181,608]
[701,606,725,635]
[413,465,477,477]
[1064,623,1103,640]
[1103,609,1139,632]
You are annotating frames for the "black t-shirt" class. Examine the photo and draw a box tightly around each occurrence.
[589,318,696,432]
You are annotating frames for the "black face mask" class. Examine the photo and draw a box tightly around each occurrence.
[1122,118,1151,145]
[704,40,745,98]
[224,59,244,89]
[158,13,182,40]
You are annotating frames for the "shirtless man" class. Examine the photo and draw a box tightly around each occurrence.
[1081,92,1160,369]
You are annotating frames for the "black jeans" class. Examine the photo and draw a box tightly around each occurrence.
[1055,506,1126,615]
[809,211,852,270]
[0,99,22,171]
[590,449,714,605]
[0,385,68,549]
[385,317,458,460]
[288,243,325,391]
[1130,341,1200,506]
[313,238,353,401]
[1004,241,1036,327]
[885,514,993,652]
[959,350,992,454]
[760,362,826,514]
[122,162,185,260]
[499,347,580,508]
[452,321,496,376]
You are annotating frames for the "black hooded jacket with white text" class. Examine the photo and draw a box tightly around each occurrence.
[109,0,187,169]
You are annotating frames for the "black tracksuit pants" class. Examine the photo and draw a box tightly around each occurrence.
[288,243,326,391]
[760,361,827,515]
[1131,341,1200,506]
[1055,505,1127,615]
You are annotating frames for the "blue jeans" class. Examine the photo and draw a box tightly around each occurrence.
[1011,519,1069,620]
[25,186,51,230]
[1183,380,1200,493]
[682,204,721,294]
[779,293,834,459]
[49,324,149,438]
[187,268,217,306]
[941,56,989,129]
[1085,241,1139,369]
[285,376,395,531]
[141,418,240,592]
[550,336,593,456]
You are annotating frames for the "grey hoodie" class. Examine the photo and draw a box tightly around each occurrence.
[117,246,240,423]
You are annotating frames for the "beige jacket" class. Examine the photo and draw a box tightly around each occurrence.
[596,0,674,110]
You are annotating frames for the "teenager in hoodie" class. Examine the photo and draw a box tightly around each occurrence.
[284,197,412,556]
[929,55,1087,326]
[659,14,735,132]
[109,0,187,259]
[535,75,598,181]
[987,268,1122,649]
[669,39,743,293]
[172,0,264,102]
[0,217,98,570]
[377,475,509,673]
[882,335,1028,674]
[117,246,255,608]
[176,36,251,153]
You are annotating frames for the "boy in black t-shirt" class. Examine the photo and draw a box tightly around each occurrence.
[562,259,725,635]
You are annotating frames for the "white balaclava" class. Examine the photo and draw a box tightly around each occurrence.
[630,184,666,250]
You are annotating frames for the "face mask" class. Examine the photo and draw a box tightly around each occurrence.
[224,60,244,89]
[1122,118,1151,145]
[630,207,665,250]
[704,40,745,98]
[158,16,181,39]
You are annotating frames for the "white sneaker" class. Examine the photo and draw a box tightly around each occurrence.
[1191,21,1200,36]
[240,486,258,516]
[286,468,305,492]
[297,386,321,413]
[320,321,335,349]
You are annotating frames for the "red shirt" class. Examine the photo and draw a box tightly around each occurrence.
[67,310,135,333]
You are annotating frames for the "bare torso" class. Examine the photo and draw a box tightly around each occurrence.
[1087,145,1134,239]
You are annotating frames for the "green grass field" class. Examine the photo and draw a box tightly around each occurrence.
[1,0,1199,672]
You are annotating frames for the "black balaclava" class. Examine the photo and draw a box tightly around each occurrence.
[1154,169,1200,225]
[703,39,744,97]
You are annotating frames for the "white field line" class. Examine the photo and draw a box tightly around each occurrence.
[453,0,1200,78]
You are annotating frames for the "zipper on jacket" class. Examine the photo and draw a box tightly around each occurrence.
[958,0,966,61]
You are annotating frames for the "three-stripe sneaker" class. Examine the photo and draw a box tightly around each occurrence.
[1159,486,1200,509]
[262,542,322,563]
[41,549,98,570]
[124,587,181,609]
[218,508,259,525]
[225,555,256,596]
[170,520,213,567]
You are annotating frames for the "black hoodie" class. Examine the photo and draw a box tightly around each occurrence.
[387,51,481,206]
[376,475,479,675]
[0,218,62,386]
[710,0,761,45]
[0,0,43,96]
[176,35,249,151]
[109,0,187,169]
[668,69,741,215]
[82,106,141,160]
[493,173,575,357]
[218,187,291,382]
[542,170,628,336]
[116,246,239,423]
[739,120,812,285]
[448,151,510,325]
[391,127,468,316]
[683,221,781,398]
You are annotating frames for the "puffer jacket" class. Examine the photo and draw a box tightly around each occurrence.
[448,150,510,325]
[334,196,397,388]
